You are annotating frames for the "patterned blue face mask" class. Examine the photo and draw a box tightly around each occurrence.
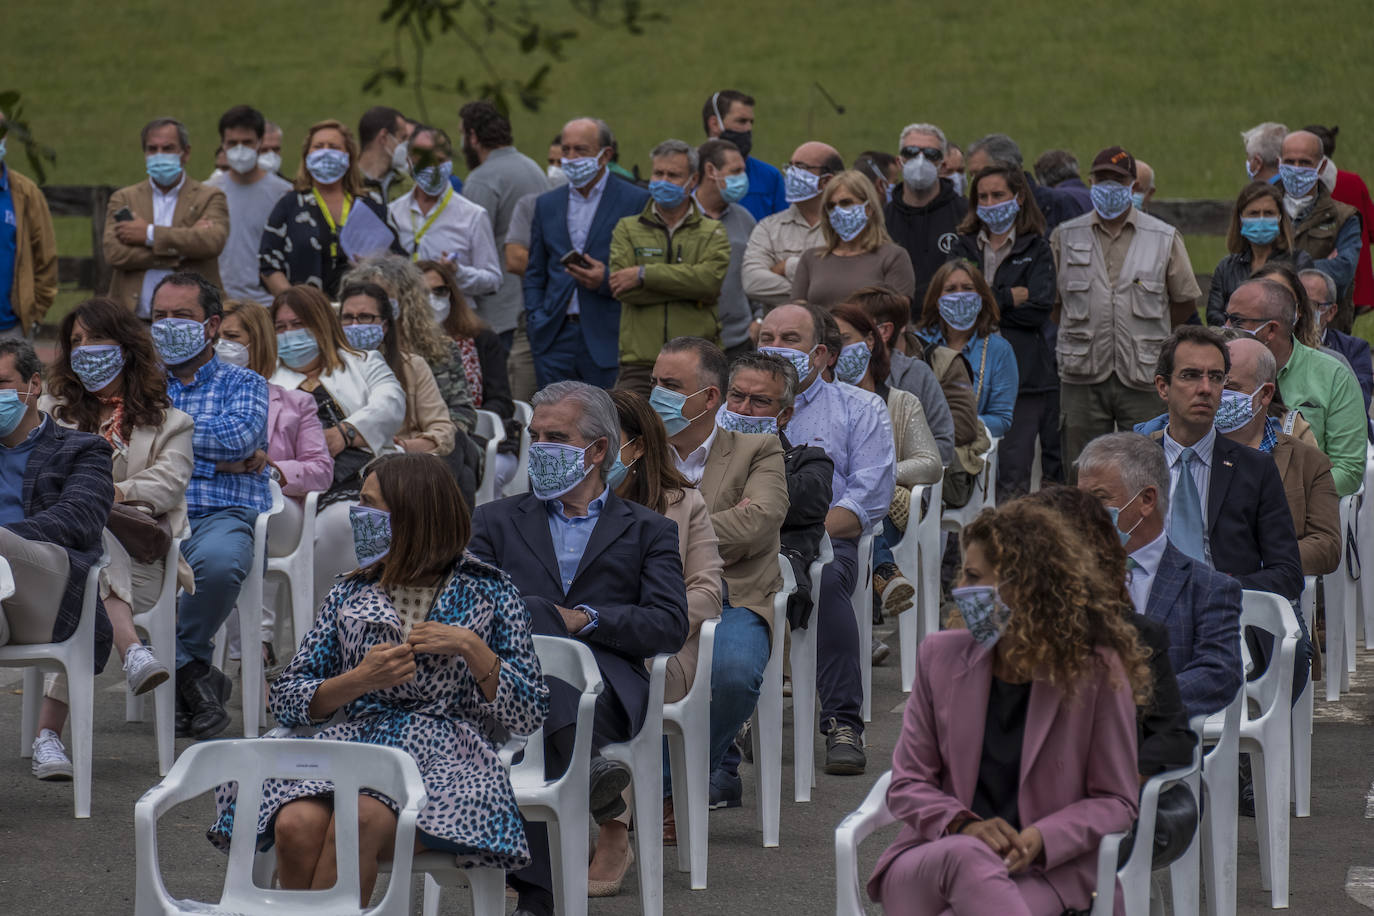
[976,198,1020,235]
[834,341,872,384]
[1240,217,1281,245]
[758,345,814,382]
[1279,163,1320,198]
[413,160,453,197]
[716,407,778,436]
[1090,181,1133,220]
[938,291,984,332]
[828,204,869,242]
[950,585,1013,648]
[528,441,596,500]
[349,504,392,567]
[70,345,125,393]
[560,153,604,189]
[720,173,749,204]
[145,153,183,186]
[344,323,385,351]
[784,165,821,203]
[150,318,209,367]
[1214,386,1263,433]
[277,329,321,369]
[305,148,350,184]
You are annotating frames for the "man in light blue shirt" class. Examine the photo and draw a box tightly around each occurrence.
[758,303,895,775]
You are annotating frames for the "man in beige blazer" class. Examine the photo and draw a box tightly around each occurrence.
[651,336,789,808]
[103,118,228,317]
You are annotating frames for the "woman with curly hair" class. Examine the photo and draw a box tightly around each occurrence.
[868,499,1148,916]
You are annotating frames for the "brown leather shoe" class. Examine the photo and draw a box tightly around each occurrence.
[663,797,677,846]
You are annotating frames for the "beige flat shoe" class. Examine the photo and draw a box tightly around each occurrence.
[587,846,634,897]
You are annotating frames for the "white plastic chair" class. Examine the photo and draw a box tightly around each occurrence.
[1172,687,1243,916]
[1323,494,1352,700]
[893,477,944,693]
[747,555,798,847]
[602,654,670,916]
[126,535,186,776]
[663,618,718,888]
[473,409,504,506]
[134,738,425,914]
[1293,578,1316,818]
[851,524,878,724]
[1110,734,1204,916]
[2,554,107,819]
[218,482,286,736]
[939,436,1000,537]
[1357,447,1374,650]
[1202,589,1298,909]
[508,399,533,496]
[791,533,833,803]
[382,856,505,916]
[265,489,321,657]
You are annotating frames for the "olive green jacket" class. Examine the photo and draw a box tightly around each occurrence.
[609,200,730,365]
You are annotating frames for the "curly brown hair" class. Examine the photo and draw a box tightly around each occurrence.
[961,499,1152,705]
[49,297,171,437]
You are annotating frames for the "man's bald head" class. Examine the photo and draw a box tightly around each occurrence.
[791,141,844,177]
[1281,130,1324,169]
[1135,160,1155,192]
[1226,336,1276,388]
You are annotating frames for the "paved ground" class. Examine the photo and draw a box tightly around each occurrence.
[3,622,1374,914]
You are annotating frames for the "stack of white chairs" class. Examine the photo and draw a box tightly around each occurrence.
[265,489,321,659]
[892,477,944,692]
[662,618,719,888]
[126,535,187,776]
[852,524,879,724]
[745,555,798,847]
[508,400,534,496]
[790,534,833,802]
[1294,578,1316,818]
[473,409,505,506]
[1171,686,1243,916]
[939,436,1001,538]
[1,555,107,818]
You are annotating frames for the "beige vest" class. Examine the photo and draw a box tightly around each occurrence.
[1055,211,1178,390]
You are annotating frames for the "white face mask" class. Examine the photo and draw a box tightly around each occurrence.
[430,293,451,324]
[258,151,282,174]
[214,339,251,368]
[224,144,258,175]
[390,137,410,174]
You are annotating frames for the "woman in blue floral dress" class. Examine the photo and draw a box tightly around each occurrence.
[208,452,547,904]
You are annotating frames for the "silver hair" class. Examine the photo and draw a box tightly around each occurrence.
[968,133,1023,168]
[1298,268,1338,305]
[141,117,190,150]
[728,352,798,411]
[1076,432,1171,518]
[650,138,699,174]
[264,121,282,135]
[531,381,622,479]
[1241,122,1287,166]
[897,123,949,156]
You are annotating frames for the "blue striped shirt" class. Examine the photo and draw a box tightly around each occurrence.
[167,355,271,515]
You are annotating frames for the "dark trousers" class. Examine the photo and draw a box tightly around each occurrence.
[817,535,863,733]
[999,390,1061,500]
[497,328,515,352]
[614,361,654,397]
[534,318,618,389]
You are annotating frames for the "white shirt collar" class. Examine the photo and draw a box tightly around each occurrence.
[150,174,186,199]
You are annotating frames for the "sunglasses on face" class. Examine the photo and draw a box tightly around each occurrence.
[900,146,943,163]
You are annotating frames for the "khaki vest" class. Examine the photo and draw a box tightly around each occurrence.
[1294,190,1359,330]
[1055,211,1178,390]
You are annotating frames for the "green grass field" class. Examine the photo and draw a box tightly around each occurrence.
[10,0,1374,321]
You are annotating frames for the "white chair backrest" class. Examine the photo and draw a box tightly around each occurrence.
[517,636,603,779]
[1240,589,1300,714]
[511,400,534,495]
[0,555,13,601]
[811,533,835,606]
[475,409,502,441]
[777,552,797,597]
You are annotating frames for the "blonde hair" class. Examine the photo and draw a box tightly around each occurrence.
[293,118,364,198]
[818,169,893,255]
[223,300,277,380]
[341,256,452,364]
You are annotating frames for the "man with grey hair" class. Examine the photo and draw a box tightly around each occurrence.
[967,132,1088,231]
[607,139,730,393]
[886,121,968,307]
[1302,268,1372,409]
[523,117,649,389]
[1033,148,1092,213]
[1076,432,1243,719]
[470,379,688,914]
[103,117,228,316]
[1241,121,1287,183]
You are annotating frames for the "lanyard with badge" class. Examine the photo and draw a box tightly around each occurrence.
[312,187,353,258]
[409,187,453,262]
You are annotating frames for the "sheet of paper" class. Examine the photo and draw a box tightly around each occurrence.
[339,204,395,262]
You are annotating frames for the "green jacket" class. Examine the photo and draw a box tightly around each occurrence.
[609,200,731,364]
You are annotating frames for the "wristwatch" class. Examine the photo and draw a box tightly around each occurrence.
[575,605,599,636]
[341,423,358,446]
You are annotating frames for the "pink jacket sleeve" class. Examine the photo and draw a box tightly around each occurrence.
[269,386,335,497]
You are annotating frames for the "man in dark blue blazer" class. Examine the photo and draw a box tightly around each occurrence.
[1304,268,1374,413]
[523,117,650,390]
[1078,432,1244,720]
[469,381,686,916]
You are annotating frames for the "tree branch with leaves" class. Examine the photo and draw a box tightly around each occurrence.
[0,91,57,184]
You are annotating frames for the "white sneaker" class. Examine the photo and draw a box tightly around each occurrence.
[32,728,73,781]
[124,644,170,696]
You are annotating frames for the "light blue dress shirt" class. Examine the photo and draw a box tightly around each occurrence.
[545,485,609,594]
[565,169,610,315]
[787,378,896,529]
[1161,426,1215,565]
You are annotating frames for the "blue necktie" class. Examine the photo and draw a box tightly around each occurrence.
[1169,446,1206,562]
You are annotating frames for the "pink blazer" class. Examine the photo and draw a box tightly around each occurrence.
[267,384,334,497]
[869,630,1139,911]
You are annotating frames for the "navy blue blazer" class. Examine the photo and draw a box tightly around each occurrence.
[522,175,651,371]
[4,419,115,668]
[468,489,687,730]
[1204,434,1305,601]
[1323,326,1373,412]
[1143,540,1244,719]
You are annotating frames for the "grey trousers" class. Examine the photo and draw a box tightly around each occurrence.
[0,527,70,647]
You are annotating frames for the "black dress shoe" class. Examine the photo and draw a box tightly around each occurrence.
[174,690,192,738]
[177,666,232,739]
[588,755,631,824]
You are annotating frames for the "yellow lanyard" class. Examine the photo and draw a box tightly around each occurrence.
[409,187,453,261]
[312,187,352,258]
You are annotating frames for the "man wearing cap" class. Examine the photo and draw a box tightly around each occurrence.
[1051,146,1201,471]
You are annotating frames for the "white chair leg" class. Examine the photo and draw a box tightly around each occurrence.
[548,819,587,916]
[468,868,506,916]
[667,728,707,886]
[68,657,94,819]
[755,678,783,847]
[422,873,440,916]
[1202,758,1238,916]
[791,626,817,802]
[1325,577,1346,701]
[1254,745,1290,907]
[1169,809,1201,916]
[1293,679,1313,817]
[898,606,917,693]
[629,757,665,915]
[20,667,39,755]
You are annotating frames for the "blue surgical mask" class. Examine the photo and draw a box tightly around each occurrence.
[0,138,6,163]
[976,198,1019,235]
[528,441,597,500]
[1279,163,1320,198]
[938,291,983,331]
[649,385,709,437]
[560,154,603,189]
[649,179,690,209]
[834,341,872,384]
[344,323,385,351]
[1215,385,1264,433]
[413,160,453,197]
[1090,181,1133,220]
[605,437,639,489]
[150,318,209,367]
[784,165,821,203]
[828,204,869,242]
[145,153,183,186]
[759,345,814,381]
[305,148,350,185]
[349,505,392,567]
[950,585,1012,648]
[720,173,749,204]
[1240,216,1281,245]
[0,386,34,438]
[1132,192,1147,210]
[276,329,321,369]
[1106,489,1145,547]
[70,345,125,393]
[716,407,779,436]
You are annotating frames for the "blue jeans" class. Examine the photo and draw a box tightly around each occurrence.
[872,516,901,572]
[663,603,771,795]
[175,506,258,669]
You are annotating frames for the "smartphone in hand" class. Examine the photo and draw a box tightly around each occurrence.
[113,207,135,222]
[559,250,591,270]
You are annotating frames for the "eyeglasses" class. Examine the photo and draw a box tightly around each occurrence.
[339,313,382,326]
[1223,312,1273,327]
[900,146,944,163]
[1174,369,1228,384]
[726,391,779,410]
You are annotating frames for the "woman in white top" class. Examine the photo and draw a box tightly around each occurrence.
[269,284,406,608]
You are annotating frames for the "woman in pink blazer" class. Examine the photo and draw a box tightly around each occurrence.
[869,500,1151,915]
